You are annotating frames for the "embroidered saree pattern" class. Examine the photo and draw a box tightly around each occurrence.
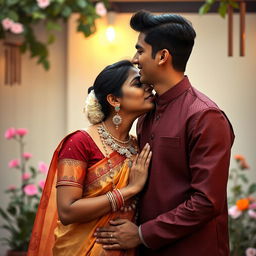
[56,159,86,189]
[27,132,136,256]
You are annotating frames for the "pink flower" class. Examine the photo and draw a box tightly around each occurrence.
[38,180,45,190]
[248,209,256,219]
[38,161,48,173]
[16,128,28,136]
[95,2,107,17]
[8,159,20,168]
[36,0,50,9]
[228,205,242,219]
[246,248,256,256]
[22,152,32,160]
[1,18,14,30]
[22,172,31,180]
[10,22,24,34]
[8,185,16,191]
[4,127,16,139]
[24,184,38,196]
[249,203,256,209]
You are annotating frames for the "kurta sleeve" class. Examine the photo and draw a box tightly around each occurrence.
[140,109,235,249]
[56,131,89,189]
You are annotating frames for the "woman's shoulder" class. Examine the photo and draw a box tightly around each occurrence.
[58,130,94,162]
[62,129,95,146]
[66,129,90,140]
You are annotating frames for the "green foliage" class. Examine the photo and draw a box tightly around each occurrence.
[228,156,256,255]
[199,0,239,18]
[0,1,108,70]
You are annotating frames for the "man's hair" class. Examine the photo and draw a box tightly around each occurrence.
[130,10,196,72]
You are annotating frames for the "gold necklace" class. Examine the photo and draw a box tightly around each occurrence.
[98,124,137,159]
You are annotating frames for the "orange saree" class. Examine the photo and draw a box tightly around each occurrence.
[27,132,137,256]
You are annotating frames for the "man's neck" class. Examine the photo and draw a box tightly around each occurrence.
[154,72,185,96]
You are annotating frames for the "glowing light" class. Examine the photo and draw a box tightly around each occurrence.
[106,26,115,42]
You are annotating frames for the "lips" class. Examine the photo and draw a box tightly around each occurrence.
[144,94,153,100]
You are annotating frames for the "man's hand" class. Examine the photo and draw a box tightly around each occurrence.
[94,219,141,250]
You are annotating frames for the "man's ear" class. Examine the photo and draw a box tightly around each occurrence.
[157,49,171,66]
[106,94,120,108]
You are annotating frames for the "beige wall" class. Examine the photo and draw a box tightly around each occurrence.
[0,11,255,254]
[0,24,67,254]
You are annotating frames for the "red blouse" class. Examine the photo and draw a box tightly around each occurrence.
[58,130,104,167]
[56,130,105,189]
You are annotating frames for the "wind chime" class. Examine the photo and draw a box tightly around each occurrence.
[4,39,22,86]
[228,1,246,56]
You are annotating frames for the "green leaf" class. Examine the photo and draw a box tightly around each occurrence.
[199,3,211,15]
[218,1,228,18]
[238,174,248,183]
[55,0,65,3]
[61,6,72,18]
[6,0,19,6]
[206,0,215,4]
[1,224,17,235]
[7,10,19,21]
[76,0,87,9]
[229,1,239,9]
[37,58,50,70]
[0,207,11,221]
[7,205,17,216]
[30,166,36,177]
[247,184,256,195]
[46,20,61,31]
[51,3,62,16]
[232,185,242,196]
[47,34,55,44]
[78,23,93,37]
[32,12,46,20]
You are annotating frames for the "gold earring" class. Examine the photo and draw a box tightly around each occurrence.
[112,105,122,129]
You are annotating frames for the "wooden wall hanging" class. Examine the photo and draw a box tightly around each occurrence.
[240,1,246,56]
[4,42,22,86]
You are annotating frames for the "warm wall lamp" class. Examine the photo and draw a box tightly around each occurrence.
[106,11,116,43]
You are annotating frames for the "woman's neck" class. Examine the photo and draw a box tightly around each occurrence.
[103,115,134,142]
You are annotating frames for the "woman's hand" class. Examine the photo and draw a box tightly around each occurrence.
[127,143,152,194]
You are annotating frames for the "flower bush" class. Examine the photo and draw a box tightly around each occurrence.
[228,155,256,256]
[0,0,108,70]
[0,127,48,252]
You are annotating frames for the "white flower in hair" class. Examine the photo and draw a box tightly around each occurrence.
[85,90,104,124]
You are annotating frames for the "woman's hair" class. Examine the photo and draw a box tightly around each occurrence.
[85,60,134,124]
[130,10,196,72]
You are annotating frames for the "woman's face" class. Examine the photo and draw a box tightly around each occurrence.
[119,67,154,117]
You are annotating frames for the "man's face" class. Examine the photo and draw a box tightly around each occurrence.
[132,33,158,85]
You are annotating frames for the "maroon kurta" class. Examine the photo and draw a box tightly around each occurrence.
[137,76,235,256]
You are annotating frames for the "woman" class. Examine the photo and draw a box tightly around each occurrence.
[27,60,154,256]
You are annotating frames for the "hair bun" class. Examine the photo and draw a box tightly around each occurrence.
[88,86,94,94]
[85,90,105,124]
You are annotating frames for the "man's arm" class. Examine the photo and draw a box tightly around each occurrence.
[140,109,234,249]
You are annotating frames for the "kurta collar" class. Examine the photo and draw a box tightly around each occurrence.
[155,76,191,106]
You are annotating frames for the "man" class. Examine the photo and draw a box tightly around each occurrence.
[95,10,234,255]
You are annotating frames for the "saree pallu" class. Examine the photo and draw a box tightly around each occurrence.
[27,132,137,256]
